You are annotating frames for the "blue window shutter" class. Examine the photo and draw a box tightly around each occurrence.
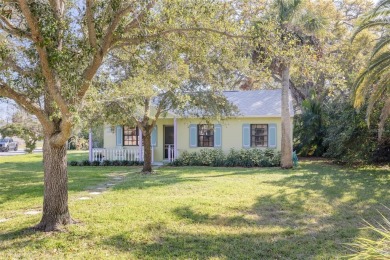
[242,124,250,148]
[189,124,197,148]
[268,123,277,148]
[214,124,222,148]
[116,126,123,146]
[151,126,157,147]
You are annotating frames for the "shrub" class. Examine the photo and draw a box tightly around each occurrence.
[121,160,131,166]
[371,138,390,163]
[101,160,112,166]
[91,160,101,166]
[69,161,79,166]
[172,148,281,168]
[112,160,121,166]
[80,160,91,166]
[225,149,240,167]
[168,157,183,166]
[196,149,225,166]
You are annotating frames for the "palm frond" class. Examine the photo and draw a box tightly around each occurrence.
[352,18,390,41]
[352,0,390,140]
[371,35,390,58]
[276,0,302,22]
[353,51,390,92]
[353,52,390,108]
[347,207,390,258]
[366,9,390,19]
[365,71,390,127]
[372,0,390,15]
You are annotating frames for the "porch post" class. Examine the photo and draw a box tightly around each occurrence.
[138,129,143,161]
[88,128,93,162]
[174,117,178,159]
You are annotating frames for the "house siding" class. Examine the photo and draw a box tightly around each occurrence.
[103,117,293,162]
[176,117,288,156]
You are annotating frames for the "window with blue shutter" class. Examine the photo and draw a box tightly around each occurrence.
[268,123,277,148]
[214,124,222,148]
[242,124,250,148]
[189,124,197,147]
[116,126,123,146]
[151,126,157,147]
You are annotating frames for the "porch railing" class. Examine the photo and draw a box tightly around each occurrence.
[91,147,152,162]
[165,144,175,162]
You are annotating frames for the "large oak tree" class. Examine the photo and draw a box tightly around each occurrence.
[0,0,245,231]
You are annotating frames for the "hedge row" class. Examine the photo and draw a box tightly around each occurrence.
[69,160,144,166]
[170,148,281,167]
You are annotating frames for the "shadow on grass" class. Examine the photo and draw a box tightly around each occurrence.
[0,227,44,249]
[173,206,251,226]
[1,160,389,258]
[102,162,389,258]
[111,170,203,191]
[103,224,344,259]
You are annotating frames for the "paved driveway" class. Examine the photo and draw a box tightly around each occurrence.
[0,149,42,156]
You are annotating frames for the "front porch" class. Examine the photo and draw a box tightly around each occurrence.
[91,117,179,163]
[90,145,176,163]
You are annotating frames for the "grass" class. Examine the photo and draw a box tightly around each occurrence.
[0,152,389,259]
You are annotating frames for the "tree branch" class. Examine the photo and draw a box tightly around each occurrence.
[77,3,155,101]
[0,82,52,130]
[48,0,65,50]
[85,0,97,49]
[123,0,156,31]
[113,27,249,48]
[0,56,35,77]
[48,0,65,20]
[17,0,70,120]
[0,15,33,40]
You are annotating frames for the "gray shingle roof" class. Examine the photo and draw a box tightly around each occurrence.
[224,89,294,117]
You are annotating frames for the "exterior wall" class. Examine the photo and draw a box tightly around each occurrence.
[176,117,290,156]
[103,117,293,162]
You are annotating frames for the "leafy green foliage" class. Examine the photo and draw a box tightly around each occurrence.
[294,99,327,156]
[101,160,112,166]
[323,103,378,163]
[0,121,42,153]
[352,0,390,139]
[80,160,91,166]
[69,161,79,166]
[372,138,390,163]
[171,148,281,167]
[348,208,390,259]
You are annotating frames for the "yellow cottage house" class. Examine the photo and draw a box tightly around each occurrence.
[91,89,294,163]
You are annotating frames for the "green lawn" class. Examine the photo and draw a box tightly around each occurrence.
[0,153,389,259]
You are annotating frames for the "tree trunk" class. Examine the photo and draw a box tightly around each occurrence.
[142,131,153,173]
[35,135,72,231]
[281,63,293,169]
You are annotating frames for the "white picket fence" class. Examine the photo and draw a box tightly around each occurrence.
[91,147,150,162]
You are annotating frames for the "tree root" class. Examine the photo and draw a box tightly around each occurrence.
[140,170,158,175]
[33,217,78,232]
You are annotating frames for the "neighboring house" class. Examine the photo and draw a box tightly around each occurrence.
[91,89,294,162]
